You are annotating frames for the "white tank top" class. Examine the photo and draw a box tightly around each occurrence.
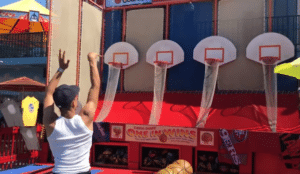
[47,115,93,174]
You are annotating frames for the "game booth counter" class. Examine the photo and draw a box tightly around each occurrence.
[79,94,299,174]
[2,0,300,173]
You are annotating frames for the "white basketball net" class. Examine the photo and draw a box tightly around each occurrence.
[196,61,220,128]
[148,63,168,125]
[95,65,120,122]
[262,63,277,132]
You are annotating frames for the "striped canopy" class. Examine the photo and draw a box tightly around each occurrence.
[0,0,50,34]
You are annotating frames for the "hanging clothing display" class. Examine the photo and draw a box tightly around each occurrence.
[22,96,39,126]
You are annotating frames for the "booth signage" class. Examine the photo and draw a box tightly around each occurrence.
[200,131,214,146]
[125,124,197,146]
[106,0,152,8]
[111,125,124,139]
[0,11,16,18]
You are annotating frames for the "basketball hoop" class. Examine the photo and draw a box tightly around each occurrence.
[153,60,171,67]
[108,62,123,69]
[194,36,236,66]
[260,57,279,65]
[146,40,184,69]
[104,42,138,69]
[205,58,222,65]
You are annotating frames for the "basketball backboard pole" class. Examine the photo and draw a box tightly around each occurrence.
[146,40,184,125]
[194,36,237,128]
[246,32,295,132]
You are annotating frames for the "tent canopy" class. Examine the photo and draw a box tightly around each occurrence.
[0,0,50,15]
[0,76,45,92]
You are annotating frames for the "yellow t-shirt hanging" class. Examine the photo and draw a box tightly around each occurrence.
[22,96,39,126]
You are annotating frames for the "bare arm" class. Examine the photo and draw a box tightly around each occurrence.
[80,53,100,125]
[43,70,62,125]
[43,50,70,135]
[46,50,70,95]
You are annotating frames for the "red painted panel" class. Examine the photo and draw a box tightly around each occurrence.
[94,93,300,133]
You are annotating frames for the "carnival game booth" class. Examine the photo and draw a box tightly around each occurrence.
[81,0,298,173]
[2,0,300,173]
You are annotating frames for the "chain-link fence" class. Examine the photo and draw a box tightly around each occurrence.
[0,32,48,58]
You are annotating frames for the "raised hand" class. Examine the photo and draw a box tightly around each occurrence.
[59,49,70,70]
[88,52,99,62]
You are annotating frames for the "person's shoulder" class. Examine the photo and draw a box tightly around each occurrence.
[75,114,85,121]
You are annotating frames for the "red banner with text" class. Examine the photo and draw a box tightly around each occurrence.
[125,124,197,146]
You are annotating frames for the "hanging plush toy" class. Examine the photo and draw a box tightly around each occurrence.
[143,150,157,167]
[198,154,208,172]
[103,148,113,163]
[199,154,207,162]
[97,153,104,163]
[230,165,239,173]
[166,152,177,165]
[198,161,206,172]
[110,153,118,164]
[122,153,128,165]
[153,152,165,168]
[219,163,230,173]
[206,155,216,172]
[116,149,125,159]
[111,149,126,165]
[159,150,169,168]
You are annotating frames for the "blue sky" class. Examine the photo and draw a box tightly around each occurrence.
[0,0,46,8]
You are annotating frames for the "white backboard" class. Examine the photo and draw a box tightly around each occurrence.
[146,40,184,69]
[104,42,139,69]
[246,32,295,64]
[193,36,237,66]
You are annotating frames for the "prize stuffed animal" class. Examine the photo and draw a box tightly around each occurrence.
[122,153,128,165]
[143,150,157,167]
[102,148,113,163]
[110,149,126,165]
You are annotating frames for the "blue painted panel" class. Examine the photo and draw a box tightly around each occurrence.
[273,0,298,92]
[102,10,122,93]
[168,2,213,91]
[0,57,47,65]
[274,0,297,17]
